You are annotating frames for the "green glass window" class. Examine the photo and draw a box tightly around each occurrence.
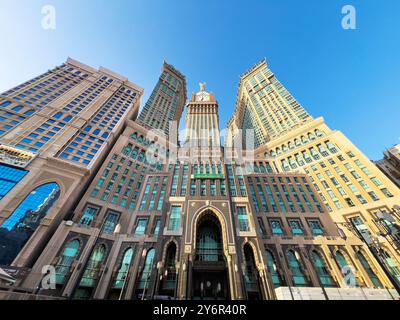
[79,244,106,287]
[271,220,284,235]
[287,250,307,286]
[114,248,134,288]
[311,251,335,287]
[357,252,382,288]
[135,218,148,236]
[237,207,250,232]
[308,220,324,236]
[289,220,304,235]
[80,206,98,226]
[266,250,281,288]
[168,206,181,231]
[138,249,155,289]
[102,211,119,234]
[335,251,359,287]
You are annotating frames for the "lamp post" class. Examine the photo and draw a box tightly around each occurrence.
[336,221,400,294]
[370,236,400,294]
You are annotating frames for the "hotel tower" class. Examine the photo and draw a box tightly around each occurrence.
[0,58,399,300]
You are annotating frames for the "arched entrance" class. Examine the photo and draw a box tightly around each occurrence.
[192,211,229,300]
[243,243,262,299]
[160,243,178,297]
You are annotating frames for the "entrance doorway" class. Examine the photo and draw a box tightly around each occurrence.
[192,212,230,300]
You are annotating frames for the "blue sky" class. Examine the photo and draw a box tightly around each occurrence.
[0,0,399,159]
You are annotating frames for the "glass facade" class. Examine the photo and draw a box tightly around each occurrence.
[0,164,28,200]
[0,182,60,265]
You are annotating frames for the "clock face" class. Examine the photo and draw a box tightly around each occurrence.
[197,92,209,102]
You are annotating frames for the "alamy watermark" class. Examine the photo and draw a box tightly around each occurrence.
[41,5,56,30]
[342,5,356,30]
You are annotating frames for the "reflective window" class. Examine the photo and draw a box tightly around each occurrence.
[134,218,148,236]
[168,206,181,231]
[79,206,98,226]
[357,251,382,288]
[55,239,80,284]
[0,182,60,265]
[138,249,155,289]
[311,250,335,287]
[265,250,281,288]
[335,251,360,287]
[237,207,250,232]
[0,164,28,200]
[102,211,119,234]
[114,248,134,288]
[79,244,106,288]
[287,250,308,286]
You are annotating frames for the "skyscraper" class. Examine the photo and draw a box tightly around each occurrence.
[375,144,400,188]
[229,59,400,289]
[137,61,186,137]
[0,59,399,301]
[0,58,143,266]
[4,79,397,301]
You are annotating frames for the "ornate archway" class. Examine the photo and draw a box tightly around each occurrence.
[191,208,230,300]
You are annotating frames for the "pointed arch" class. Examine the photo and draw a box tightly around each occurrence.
[0,182,61,265]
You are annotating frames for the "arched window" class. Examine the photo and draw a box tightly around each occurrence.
[381,250,400,284]
[287,250,308,287]
[79,244,106,287]
[356,251,382,288]
[335,250,359,287]
[114,248,135,288]
[163,244,177,291]
[265,250,281,288]
[311,250,335,287]
[0,182,61,265]
[243,244,262,299]
[138,248,155,289]
[55,239,80,284]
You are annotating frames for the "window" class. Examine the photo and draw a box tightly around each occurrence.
[356,252,382,288]
[79,244,106,288]
[168,206,181,231]
[287,250,307,286]
[289,220,304,235]
[335,251,359,287]
[0,164,28,200]
[265,250,281,288]
[0,182,61,265]
[237,207,250,232]
[270,220,284,235]
[114,248,134,288]
[308,219,324,236]
[311,251,335,287]
[138,249,155,290]
[55,239,80,285]
[153,219,161,236]
[102,211,119,234]
[80,206,98,226]
[134,218,148,236]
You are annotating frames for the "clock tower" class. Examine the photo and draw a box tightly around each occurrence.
[184,83,221,149]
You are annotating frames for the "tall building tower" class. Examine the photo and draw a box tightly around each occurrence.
[230,60,400,289]
[228,60,311,148]
[183,83,220,148]
[375,144,400,188]
[0,58,143,267]
[12,79,397,301]
[137,62,186,136]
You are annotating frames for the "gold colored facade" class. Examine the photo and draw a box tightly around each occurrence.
[229,60,400,289]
